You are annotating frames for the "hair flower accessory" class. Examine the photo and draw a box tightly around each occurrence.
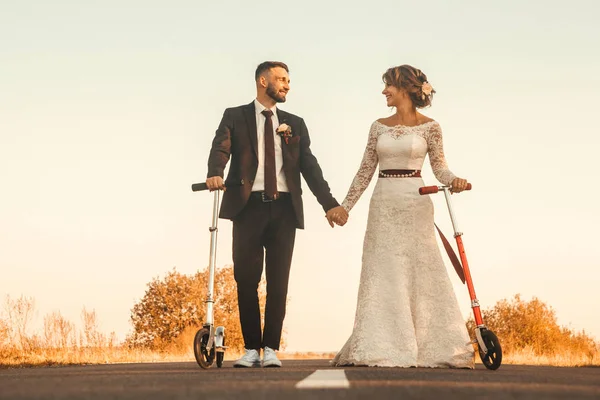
[276,123,293,144]
[421,82,433,100]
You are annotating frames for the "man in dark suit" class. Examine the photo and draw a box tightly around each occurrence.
[205,61,347,367]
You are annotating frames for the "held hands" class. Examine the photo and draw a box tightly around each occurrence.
[450,177,469,193]
[206,176,226,192]
[326,206,349,228]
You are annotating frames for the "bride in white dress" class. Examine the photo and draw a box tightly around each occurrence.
[330,65,475,368]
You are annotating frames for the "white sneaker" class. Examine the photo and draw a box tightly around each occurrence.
[233,349,261,368]
[262,346,282,368]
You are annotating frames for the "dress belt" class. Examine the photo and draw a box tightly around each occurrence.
[379,169,421,178]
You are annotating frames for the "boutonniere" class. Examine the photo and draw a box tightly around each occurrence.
[276,123,293,144]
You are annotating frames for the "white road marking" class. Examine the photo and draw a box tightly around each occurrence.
[295,369,350,389]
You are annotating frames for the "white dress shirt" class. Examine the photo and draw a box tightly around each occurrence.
[252,99,289,193]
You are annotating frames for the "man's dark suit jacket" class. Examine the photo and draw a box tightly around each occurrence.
[207,101,339,229]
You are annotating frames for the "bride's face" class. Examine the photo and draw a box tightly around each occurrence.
[382,83,404,107]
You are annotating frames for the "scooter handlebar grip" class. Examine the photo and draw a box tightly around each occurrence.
[419,186,439,195]
[191,183,208,192]
[191,179,245,192]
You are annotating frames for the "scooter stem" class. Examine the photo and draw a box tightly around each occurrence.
[441,187,484,326]
[442,187,461,236]
[206,190,221,326]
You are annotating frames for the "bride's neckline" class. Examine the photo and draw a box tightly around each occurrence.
[375,120,436,129]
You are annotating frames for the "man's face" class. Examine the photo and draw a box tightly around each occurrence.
[264,67,290,103]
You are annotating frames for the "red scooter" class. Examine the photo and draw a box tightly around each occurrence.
[419,184,502,370]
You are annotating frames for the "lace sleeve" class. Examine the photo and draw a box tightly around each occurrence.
[426,122,456,186]
[341,122,379,213]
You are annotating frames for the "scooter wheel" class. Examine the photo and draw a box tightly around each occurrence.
[478,329,502,370]
[216,336,225,368]
[193,327,215,369]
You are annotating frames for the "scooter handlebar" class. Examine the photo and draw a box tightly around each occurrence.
[419,183,472,195]
[419,186,439,195]
[191,179,244,192]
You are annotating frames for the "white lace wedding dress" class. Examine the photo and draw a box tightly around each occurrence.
[332,120,475,368]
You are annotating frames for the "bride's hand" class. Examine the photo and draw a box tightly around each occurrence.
[326,206,349,227]
[450,177,469,193]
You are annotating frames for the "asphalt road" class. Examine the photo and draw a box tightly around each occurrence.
[1,360,599,400]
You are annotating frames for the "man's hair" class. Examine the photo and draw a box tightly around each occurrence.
[255,61,289,81]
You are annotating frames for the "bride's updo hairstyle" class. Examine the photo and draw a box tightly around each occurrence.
[382,65,435,108]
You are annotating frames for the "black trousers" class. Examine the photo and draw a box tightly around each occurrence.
[232,192,296,350]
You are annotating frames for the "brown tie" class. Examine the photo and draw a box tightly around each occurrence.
[261,109,278,199]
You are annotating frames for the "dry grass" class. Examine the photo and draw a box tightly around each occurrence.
[0,347,193,368]
[0,294,198,369]
[498,346,600,367]
[2,293,599,369]
[2,346,599,369]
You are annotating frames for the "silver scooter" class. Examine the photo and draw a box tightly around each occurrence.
[190,180,242,369]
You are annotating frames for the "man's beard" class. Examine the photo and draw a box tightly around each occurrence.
[266,84,286,103]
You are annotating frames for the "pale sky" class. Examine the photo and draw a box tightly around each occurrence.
[1,0,599,352]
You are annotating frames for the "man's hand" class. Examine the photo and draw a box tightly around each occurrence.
[450,177,469,193]
[326,206,349,228]
[206,176,225,192]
